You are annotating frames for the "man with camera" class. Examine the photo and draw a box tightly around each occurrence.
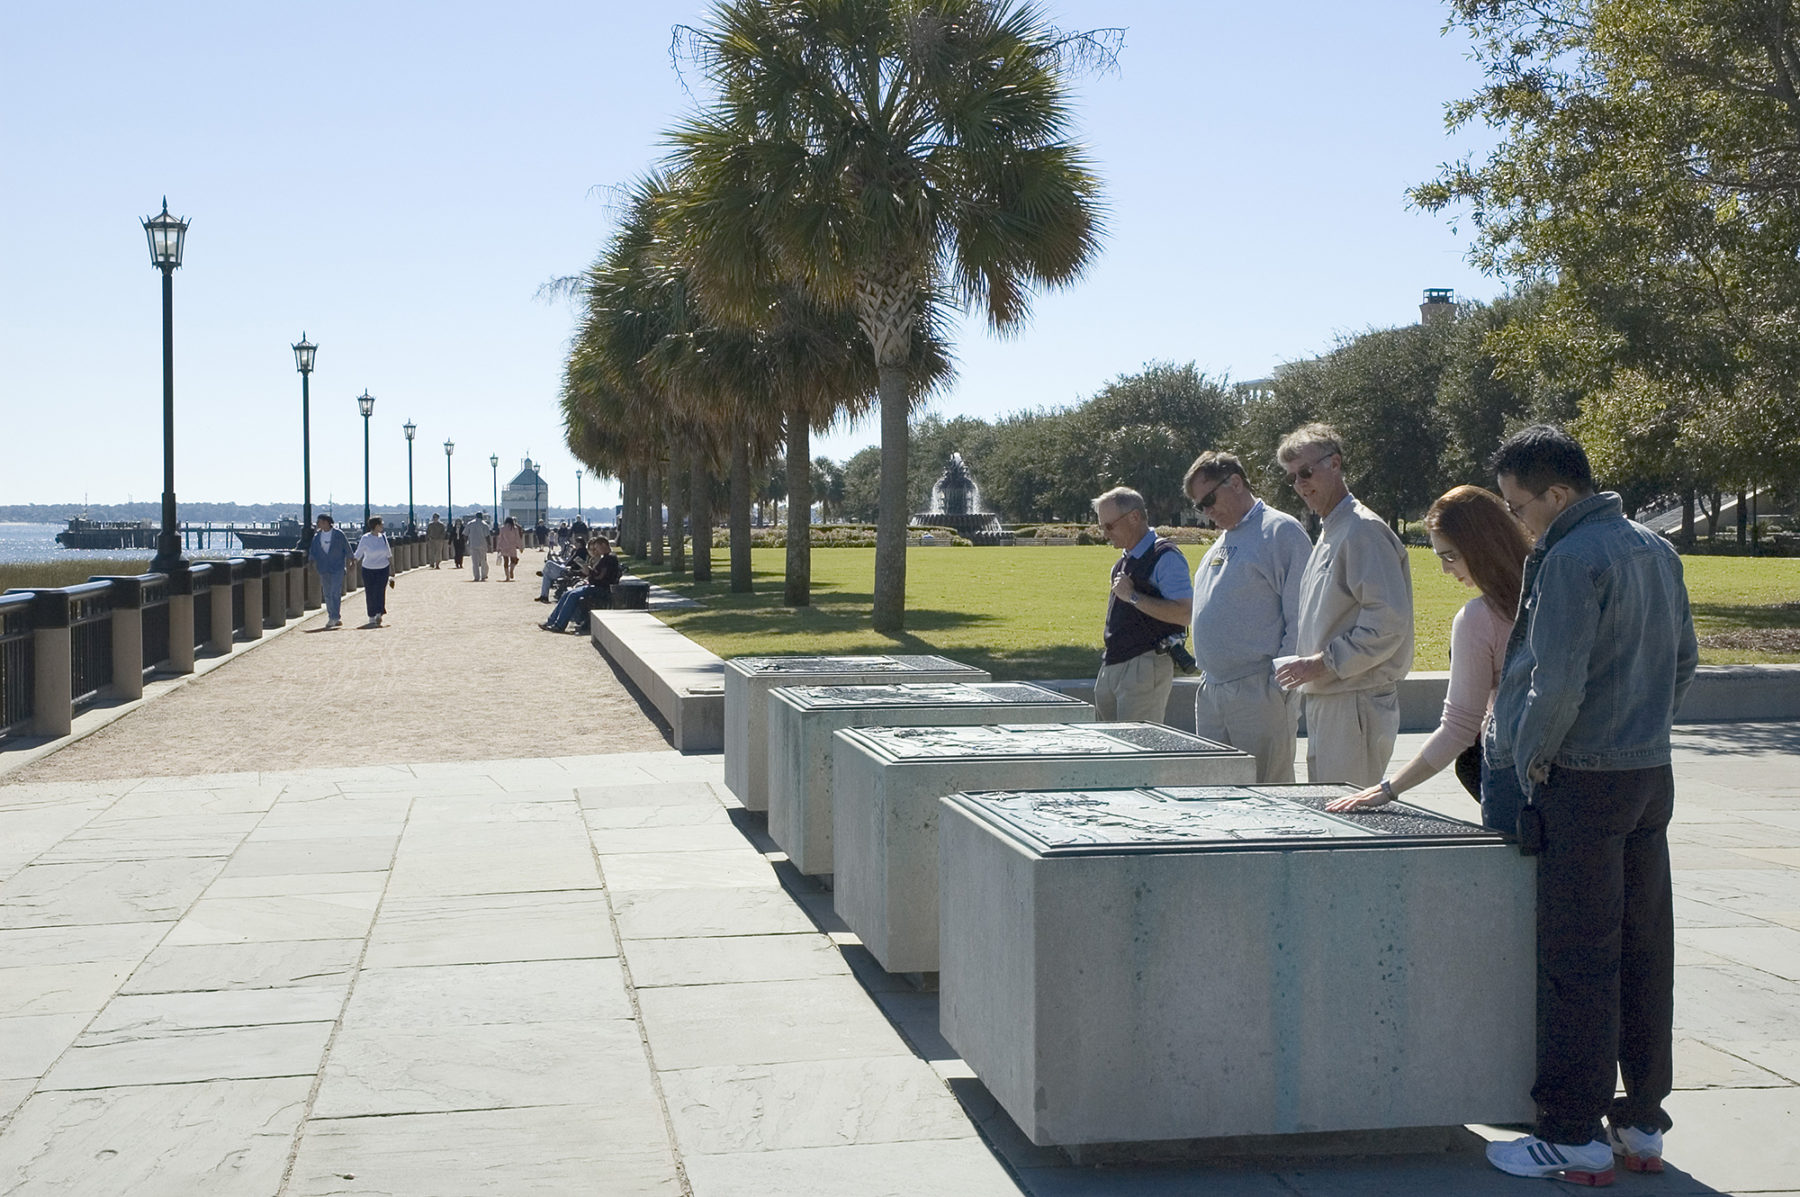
[1183,451,1313,782]
[1092,486,1193,723]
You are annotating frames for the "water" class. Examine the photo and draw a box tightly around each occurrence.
[0,523,245,566]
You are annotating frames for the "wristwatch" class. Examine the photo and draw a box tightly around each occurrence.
[1378,779,1396,801]
[1127,591,1140,606]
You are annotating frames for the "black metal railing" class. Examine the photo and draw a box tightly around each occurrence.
[140,574,171,674]
[0,593,32,738]
[67,582,114,709]
[190,564,213,648]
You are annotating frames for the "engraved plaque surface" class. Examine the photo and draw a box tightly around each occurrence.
[737,653,969,674]
[964,788,1374,851]
[853,723,1157,760]
[780,681,1075,711]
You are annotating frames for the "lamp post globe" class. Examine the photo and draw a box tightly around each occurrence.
[292,334,317,547]
[357,390,375,530]
[490,454,500,523]
[444,439,455,527]
[403,419,417,535]
[576,468,583,523]
[143,198,190,577]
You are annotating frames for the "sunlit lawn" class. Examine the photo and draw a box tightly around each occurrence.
[630,546,1800,679]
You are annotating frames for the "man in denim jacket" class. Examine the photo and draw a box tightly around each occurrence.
[1483,426,1697,1185]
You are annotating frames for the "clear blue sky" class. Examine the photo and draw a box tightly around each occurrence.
[0,1,1498,513]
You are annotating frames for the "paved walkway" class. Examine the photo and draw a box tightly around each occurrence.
[0,574,1795,1193]
[7,554,670,784]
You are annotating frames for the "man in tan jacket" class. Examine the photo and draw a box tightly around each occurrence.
[1272,424,1414,786]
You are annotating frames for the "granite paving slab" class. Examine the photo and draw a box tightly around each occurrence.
[204,870,390,899]
[660,1057,978,1153]
[0,1078,311,1197]
[601,849,778,890]
[40,1020,335,1089]
[0,922,171,968]
[216,835,399,878]
[583,802,733,830]
[164,891,381,945]
[610,886,820,939]
[85,985,345,1034]
[312,1018,658,1120]
[121,938,364,993]
[681,1137,1021,1197]
[363,890,618,968]
[0,857,226,928]
[286,1108,681,1197]
[627,933,852,987]
[0,961,137,1018]
[635,976,913,1070]
[0,1013,91,1079]
[340,958,632,1027]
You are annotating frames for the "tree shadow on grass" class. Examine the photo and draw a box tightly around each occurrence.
[1691,601,1800,630]
[1674,721,1800,757]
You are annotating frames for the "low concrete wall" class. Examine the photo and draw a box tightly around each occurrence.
[1034,664,1800,733]
[590,611,725,753]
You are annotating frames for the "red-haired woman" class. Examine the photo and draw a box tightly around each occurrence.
[1327,485,1533,831]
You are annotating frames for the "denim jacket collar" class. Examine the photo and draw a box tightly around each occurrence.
[1539,491,1621,552]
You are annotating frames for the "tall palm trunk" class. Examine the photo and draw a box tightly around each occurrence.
[649,464,666,566]
[785,409,811,607]
[872,364,911,631]
[692,452,713,583]
[668,445,688,574]
[626,466,647,557]
[730,438,753,592]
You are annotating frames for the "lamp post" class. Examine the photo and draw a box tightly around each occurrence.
[357,390,375,529]
[142,198,190,577]
[444,439,455,526]
[403,419,417,535]
[292,334,317,547]
[576,468,583,523]
[490,454,500,521]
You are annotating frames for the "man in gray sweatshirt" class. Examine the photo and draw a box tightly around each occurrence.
[1184,451,1313,781]
[1273,424,1414,786]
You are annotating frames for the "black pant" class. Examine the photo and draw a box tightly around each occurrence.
[362,566,390,618]
[1533,763,1675,1145]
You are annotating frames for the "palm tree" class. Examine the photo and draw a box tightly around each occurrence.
[671,0,1111,630]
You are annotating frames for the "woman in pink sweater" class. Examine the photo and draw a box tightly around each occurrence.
[1327,485,1533,828]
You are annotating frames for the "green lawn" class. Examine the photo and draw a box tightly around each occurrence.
[629,546,1800,679]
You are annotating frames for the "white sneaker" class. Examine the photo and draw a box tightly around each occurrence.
[1606,1121,1664,1173]
[1485,1135,1615,1185]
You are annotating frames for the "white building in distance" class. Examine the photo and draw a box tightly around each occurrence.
[501,459,549,527]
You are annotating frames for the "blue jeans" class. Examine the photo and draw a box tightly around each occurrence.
[320,571,344,622]
[546,584,590,630]
[1479,743,1528,836]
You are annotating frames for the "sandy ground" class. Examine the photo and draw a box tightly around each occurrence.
[5,551,672,782]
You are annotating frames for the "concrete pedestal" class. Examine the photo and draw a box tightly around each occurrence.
[207,574,234,653]
[938,783,1536,1146]
[768,682,1093,876]
[167,592,195,673]
[724,655,988,812]
[831,723,1255,974]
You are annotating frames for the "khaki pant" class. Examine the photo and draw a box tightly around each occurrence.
[1196,670,1299,783]
[471,548,489,581]
[1094,652,1174,724]
[427,539,444,567]
[1303,687,1400,786]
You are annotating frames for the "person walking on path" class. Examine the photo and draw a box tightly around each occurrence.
[452,518,467,569]
[1480,426,1697,1185]
[1092,486,1192,724]
[466,513,492,582]
[1326,485,1532,829]
[306,514,350,629]
[351,516,394,628]
[496,517,524,581]
[426,513,445,568]
[1182,451,1311,782]
[1274,424,1414,786]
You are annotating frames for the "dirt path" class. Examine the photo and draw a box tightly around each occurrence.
[6,551,672,782]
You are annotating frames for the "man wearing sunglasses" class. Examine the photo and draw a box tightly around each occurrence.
[1481,425,1696,1184]
[1092,486,1193,723]
[1273,423,1414,786]
[1181,451,1312,781]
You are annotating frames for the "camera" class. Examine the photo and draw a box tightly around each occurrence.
[1155,631,1198,675]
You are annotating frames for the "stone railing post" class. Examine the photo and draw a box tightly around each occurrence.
[101,576,145,701]
[27,591,72,737]
[209,564,235,653]
[304,557,322,609]
[241,559,265,642]
[262,555,285,629]
[167,566,195,674]
[284,550,303,618]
